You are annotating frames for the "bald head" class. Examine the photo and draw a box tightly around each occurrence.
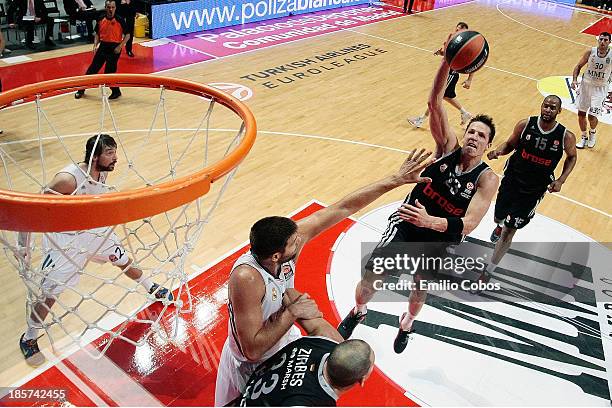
[326,339,375,388]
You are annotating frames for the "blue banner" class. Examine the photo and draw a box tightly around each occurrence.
[152,0,370,39]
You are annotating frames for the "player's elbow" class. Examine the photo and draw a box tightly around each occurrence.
[242,345,263,362]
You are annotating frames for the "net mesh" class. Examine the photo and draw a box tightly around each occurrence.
[0,79,252,358]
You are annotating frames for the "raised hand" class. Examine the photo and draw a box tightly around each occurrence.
[395,148,434,185]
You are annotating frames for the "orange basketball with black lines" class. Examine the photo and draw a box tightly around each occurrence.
[445,31,489,74]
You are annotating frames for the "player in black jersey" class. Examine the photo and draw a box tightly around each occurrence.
[236,289,375,407]
[408,22,475,129]
[339,52,499,353]
[484,95,577,278]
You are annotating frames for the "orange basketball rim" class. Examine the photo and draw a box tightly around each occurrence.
[0,74,257,233]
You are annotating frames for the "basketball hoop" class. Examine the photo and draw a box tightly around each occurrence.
[0,74,256,358]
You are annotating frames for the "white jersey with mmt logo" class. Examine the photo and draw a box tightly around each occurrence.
[582,46,612,87]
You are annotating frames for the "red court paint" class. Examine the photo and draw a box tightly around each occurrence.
[4,202,415,407]
[582,17,612,35]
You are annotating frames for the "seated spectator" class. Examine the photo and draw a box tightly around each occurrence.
[62,0,97,42]
[7,0,56,49]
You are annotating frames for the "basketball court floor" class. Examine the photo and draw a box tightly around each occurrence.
[0,0,611,405]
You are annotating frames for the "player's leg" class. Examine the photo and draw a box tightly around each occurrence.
[408,106,428,128]
[443,71,471,124]
[490,226,517,266]
[20,297,56,367]
[20,236,83,366]
[575,84,591,148]
[489,190,543,274]
[491,179,514,243]
[586,88,604,148]
[393,281,427,353]
[339,215,410,339]
[215,341,245,407]
[91,228,174,301]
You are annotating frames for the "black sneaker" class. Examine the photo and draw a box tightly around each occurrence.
[75,90,85,99]
[337,309,366,340]
[19,333,45,366]
[149,283,174,302]
[108,91,122,100]
[490,225,502,243]
[45,38,56,47]
[393,327,414,353]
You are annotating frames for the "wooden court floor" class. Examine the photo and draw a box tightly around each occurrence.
[0,0,611,398]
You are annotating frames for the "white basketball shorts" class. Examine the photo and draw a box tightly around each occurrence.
[40,227,129,296]
[214,325,301,406]
[575,82,607,116]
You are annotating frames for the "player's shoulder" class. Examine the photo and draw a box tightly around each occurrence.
[231,263,262,283]
[477,167,499,188]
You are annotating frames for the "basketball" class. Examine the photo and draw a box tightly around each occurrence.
[445,30,489,74]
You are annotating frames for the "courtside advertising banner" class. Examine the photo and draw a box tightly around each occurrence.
[152,0,371,38]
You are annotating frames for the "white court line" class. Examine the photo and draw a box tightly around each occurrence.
[2,128,610,218]
[580,16,604,33]
[55,361,110,406]
[495,0,594,47]
[66,349,163,406]
[169,40,220,59]
[349,30,540,81]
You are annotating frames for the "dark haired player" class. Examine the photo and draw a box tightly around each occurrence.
[571,31,612,149]
[214,149,434,406]
[17,134,172,367]
[485,95,577,278]
[339,55,499,354]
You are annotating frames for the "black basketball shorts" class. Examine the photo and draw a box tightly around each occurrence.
[444,70,460,99]
[494,177,546,229]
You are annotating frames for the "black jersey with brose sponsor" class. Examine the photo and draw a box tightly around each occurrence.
[398,147,490,242]
[503,116,566,193]
[240,337,338,407]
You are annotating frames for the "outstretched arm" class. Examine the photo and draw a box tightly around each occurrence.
[428,59,460,156]
[548,130,577,193]
[487,119,526,160]
[294,149,434,257]
[397,170,499,235]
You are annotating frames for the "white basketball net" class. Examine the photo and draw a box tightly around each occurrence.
[0,83,248,359]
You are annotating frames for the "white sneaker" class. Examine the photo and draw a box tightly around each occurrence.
[587,131,597,148]
[408,116,424,128]
[576,135,588,149]
[460,111,473,126]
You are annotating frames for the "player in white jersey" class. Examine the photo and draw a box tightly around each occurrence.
[214,149,434,406]
[18,134,173,367]
[572,31,612,149]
